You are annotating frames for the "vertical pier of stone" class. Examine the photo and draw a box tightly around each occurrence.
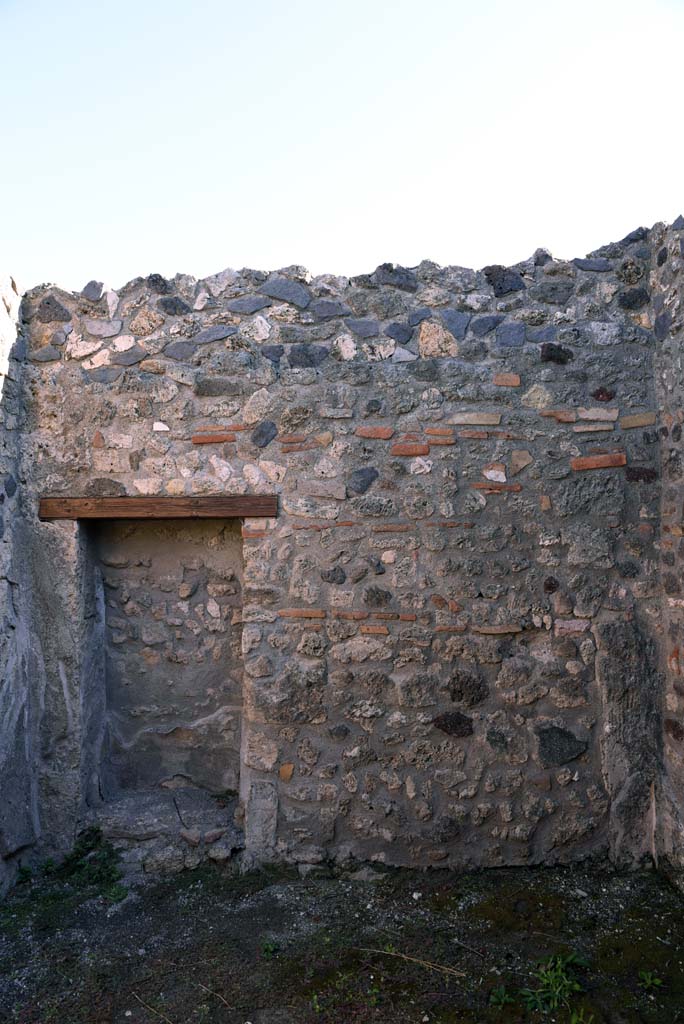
[0,273,28,895]
[652,219,684,883]
[0,280,107,894]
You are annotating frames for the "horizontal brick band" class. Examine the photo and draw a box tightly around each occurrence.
[278,608,326,619]
[570,452,627,471]
[355,426,394,439]
[390,443,430,456]
[191,432,236,444]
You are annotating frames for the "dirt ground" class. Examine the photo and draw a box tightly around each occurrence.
[1,836,683,1024]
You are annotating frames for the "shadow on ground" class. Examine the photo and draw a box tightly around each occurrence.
[1,838,683,1023]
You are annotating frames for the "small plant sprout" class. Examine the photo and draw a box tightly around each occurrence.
[638,969,664,992]
[489,984,515,1008]
[261,939,280,959]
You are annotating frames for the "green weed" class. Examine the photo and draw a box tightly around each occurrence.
[261,938,280,959]
[638,969,664,992]
[489,983,515,1008]
[520,952,587,1012]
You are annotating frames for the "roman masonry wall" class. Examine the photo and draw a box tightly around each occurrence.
[2,219,684,891]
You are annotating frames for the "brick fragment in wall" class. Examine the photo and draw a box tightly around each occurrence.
[7,217,684,881]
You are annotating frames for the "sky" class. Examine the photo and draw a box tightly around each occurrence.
[2,0,684,293]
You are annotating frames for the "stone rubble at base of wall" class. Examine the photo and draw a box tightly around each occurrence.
[2,220,684,891]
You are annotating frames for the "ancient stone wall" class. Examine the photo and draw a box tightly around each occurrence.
[0,271,102,893]
[651,218,684,878]
[0,272,24,895]
[2,220,684,884]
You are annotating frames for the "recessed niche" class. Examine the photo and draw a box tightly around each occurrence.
[92,519,244,799]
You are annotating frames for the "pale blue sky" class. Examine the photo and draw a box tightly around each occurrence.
[3,0,684,291]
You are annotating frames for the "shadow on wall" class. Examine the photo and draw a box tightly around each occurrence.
[0,279,111,893]
[0,273,33,895]
[91,518,244,800]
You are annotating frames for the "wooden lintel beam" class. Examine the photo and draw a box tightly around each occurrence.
[38,495,278,521]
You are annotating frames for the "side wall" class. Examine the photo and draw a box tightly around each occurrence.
[1,275,104,893]
[11,230,672,874]
[652,219,684,879]
[0,272,27,894]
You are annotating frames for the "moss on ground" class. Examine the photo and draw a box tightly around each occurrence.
[0,827,125,939]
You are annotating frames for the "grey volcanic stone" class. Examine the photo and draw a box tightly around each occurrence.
[573,257,613,272]
[471,315,503,337]
[486,728,508,751]
[347,467,378,496]
[164,341,196,361]
[620,226,648,244]
[251,420,278,447]
[483,265,526,296]
[280,322,336,344]
[288,344,328,368]
[346,318,380,338]
[531,279,574,305]
[540,342,574,364]
[194,376,242,396]
[408,307,431,328]
[262,345,284,363]
[226,295,272,314]
[4,475,17,498]
[373,264,418,292]
[146,273,170,294]
[618,287,650,310]
[384,322,413,344]
[496,322,525,348]
[111,344,147,366]
[86,478,127,496]
[82,280,104,301]
[310,299,352,320]
[363,585,392,607]
[433,712,473,737]
[329,724,350,739]
[31,345,61,362]
[591,386,615,402]
[441,309,471,340]
[259,276,311,309]
[158,296,191,316]
[526,325,557,343]
[262,344,282,364]
[194,324,237,344]
[626,466,658,483]
[36,296,71,322]
[449,669,489,707]
[392,346,417,362]
[321,566,346,584]
[655,312,671,342]
[536,725,587,767]
[87,366,124,383]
